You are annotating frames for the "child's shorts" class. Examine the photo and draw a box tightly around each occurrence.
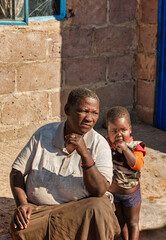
[113,188,141,207]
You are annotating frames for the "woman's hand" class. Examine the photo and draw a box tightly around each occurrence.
[65,133,109,197]
[65,134,89,157]
[13,203,32,230]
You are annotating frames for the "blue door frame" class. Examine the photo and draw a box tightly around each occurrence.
[154,0,166,131]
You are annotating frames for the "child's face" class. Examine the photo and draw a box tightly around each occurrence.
[107,117,131,144]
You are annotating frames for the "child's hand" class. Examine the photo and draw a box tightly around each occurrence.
[115,140,128,152]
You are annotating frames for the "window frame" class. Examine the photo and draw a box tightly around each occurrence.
[0,0,66,25]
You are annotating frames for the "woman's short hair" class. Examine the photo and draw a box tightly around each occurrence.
[106,106,131,125]
[67,88,99,105]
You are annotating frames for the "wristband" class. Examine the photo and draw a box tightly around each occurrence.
[81,162,95,169]
[81,159,95,167]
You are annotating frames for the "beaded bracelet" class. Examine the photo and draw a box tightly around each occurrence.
[81,159,95,167]
[81,162,95,169]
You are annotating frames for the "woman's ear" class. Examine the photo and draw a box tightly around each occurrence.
[64,104,70,115]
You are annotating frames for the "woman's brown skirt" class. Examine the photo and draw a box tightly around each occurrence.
[9,195,120,240]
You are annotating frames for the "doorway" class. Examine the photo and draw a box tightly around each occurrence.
[154,0,166,131]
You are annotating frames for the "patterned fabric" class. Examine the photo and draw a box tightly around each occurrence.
[113,188,142,207]
[107,137,146,189]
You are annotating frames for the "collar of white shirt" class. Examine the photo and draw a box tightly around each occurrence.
[53,121,95,151]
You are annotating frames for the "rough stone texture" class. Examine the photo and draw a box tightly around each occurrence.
[138,25,157,53]
[95,26,136,54]
[135,0,158,123]
[47,26,62,59]
[135,53,156,81]
[62,28,94,58]
[0,31,47,63]
[50,91,64,118]
[0,66,15,94]
[0,0,138,140]
[17,62,61,91]
[49,27,94,58]
[1,93,49,125]
[135,105,154,125]
[0,0,159,145]
[108,55,134,81]
[141,0,158,24]
[64,57,107,86]
[109,0,137,24]
[71,0,107,26]
[137,80,155,109]
[96,82,134,109]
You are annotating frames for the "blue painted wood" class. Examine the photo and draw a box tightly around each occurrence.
[0,21,27,25]
[60,0,67,18]
[25,0,29,24]
[154,0,166,131]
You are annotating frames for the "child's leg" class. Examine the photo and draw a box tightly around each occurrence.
[122,204,141,240]
[114,202,128,240]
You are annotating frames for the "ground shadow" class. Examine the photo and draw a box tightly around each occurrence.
[97,122,166,153]
[132,123,166,153]
[139,225,166,240]
[115,226,166,240]
[0,197,15,239]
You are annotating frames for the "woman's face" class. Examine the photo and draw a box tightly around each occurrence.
[65,97,99,135]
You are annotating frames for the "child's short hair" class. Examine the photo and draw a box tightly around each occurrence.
[106,106,131,125]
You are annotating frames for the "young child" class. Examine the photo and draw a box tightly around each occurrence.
[106,106,146,240]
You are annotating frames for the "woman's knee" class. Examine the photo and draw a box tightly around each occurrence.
[9,227,23,240]
[85,196,112,213]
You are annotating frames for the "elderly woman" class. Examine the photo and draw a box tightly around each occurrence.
[9,88,120,240]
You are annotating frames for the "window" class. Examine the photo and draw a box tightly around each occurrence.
[0,0,66,25]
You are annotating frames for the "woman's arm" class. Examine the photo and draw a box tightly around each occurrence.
[10,168,32,230]
[81,153,110,197]
[65,134,110,197]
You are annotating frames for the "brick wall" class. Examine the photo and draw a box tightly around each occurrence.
[0,0,157,142]
[135,0,158,124]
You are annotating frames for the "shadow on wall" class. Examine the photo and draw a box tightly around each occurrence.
[59,0,137,126]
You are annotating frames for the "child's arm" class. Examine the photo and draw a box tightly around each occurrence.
[115,140,137,168]
[115,140,144,170]
[130,151,144,170]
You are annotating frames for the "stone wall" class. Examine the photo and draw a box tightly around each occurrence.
[0,0,157,142]
[135,0,158,124]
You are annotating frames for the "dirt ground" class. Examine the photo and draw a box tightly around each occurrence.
[0,122,166,239]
